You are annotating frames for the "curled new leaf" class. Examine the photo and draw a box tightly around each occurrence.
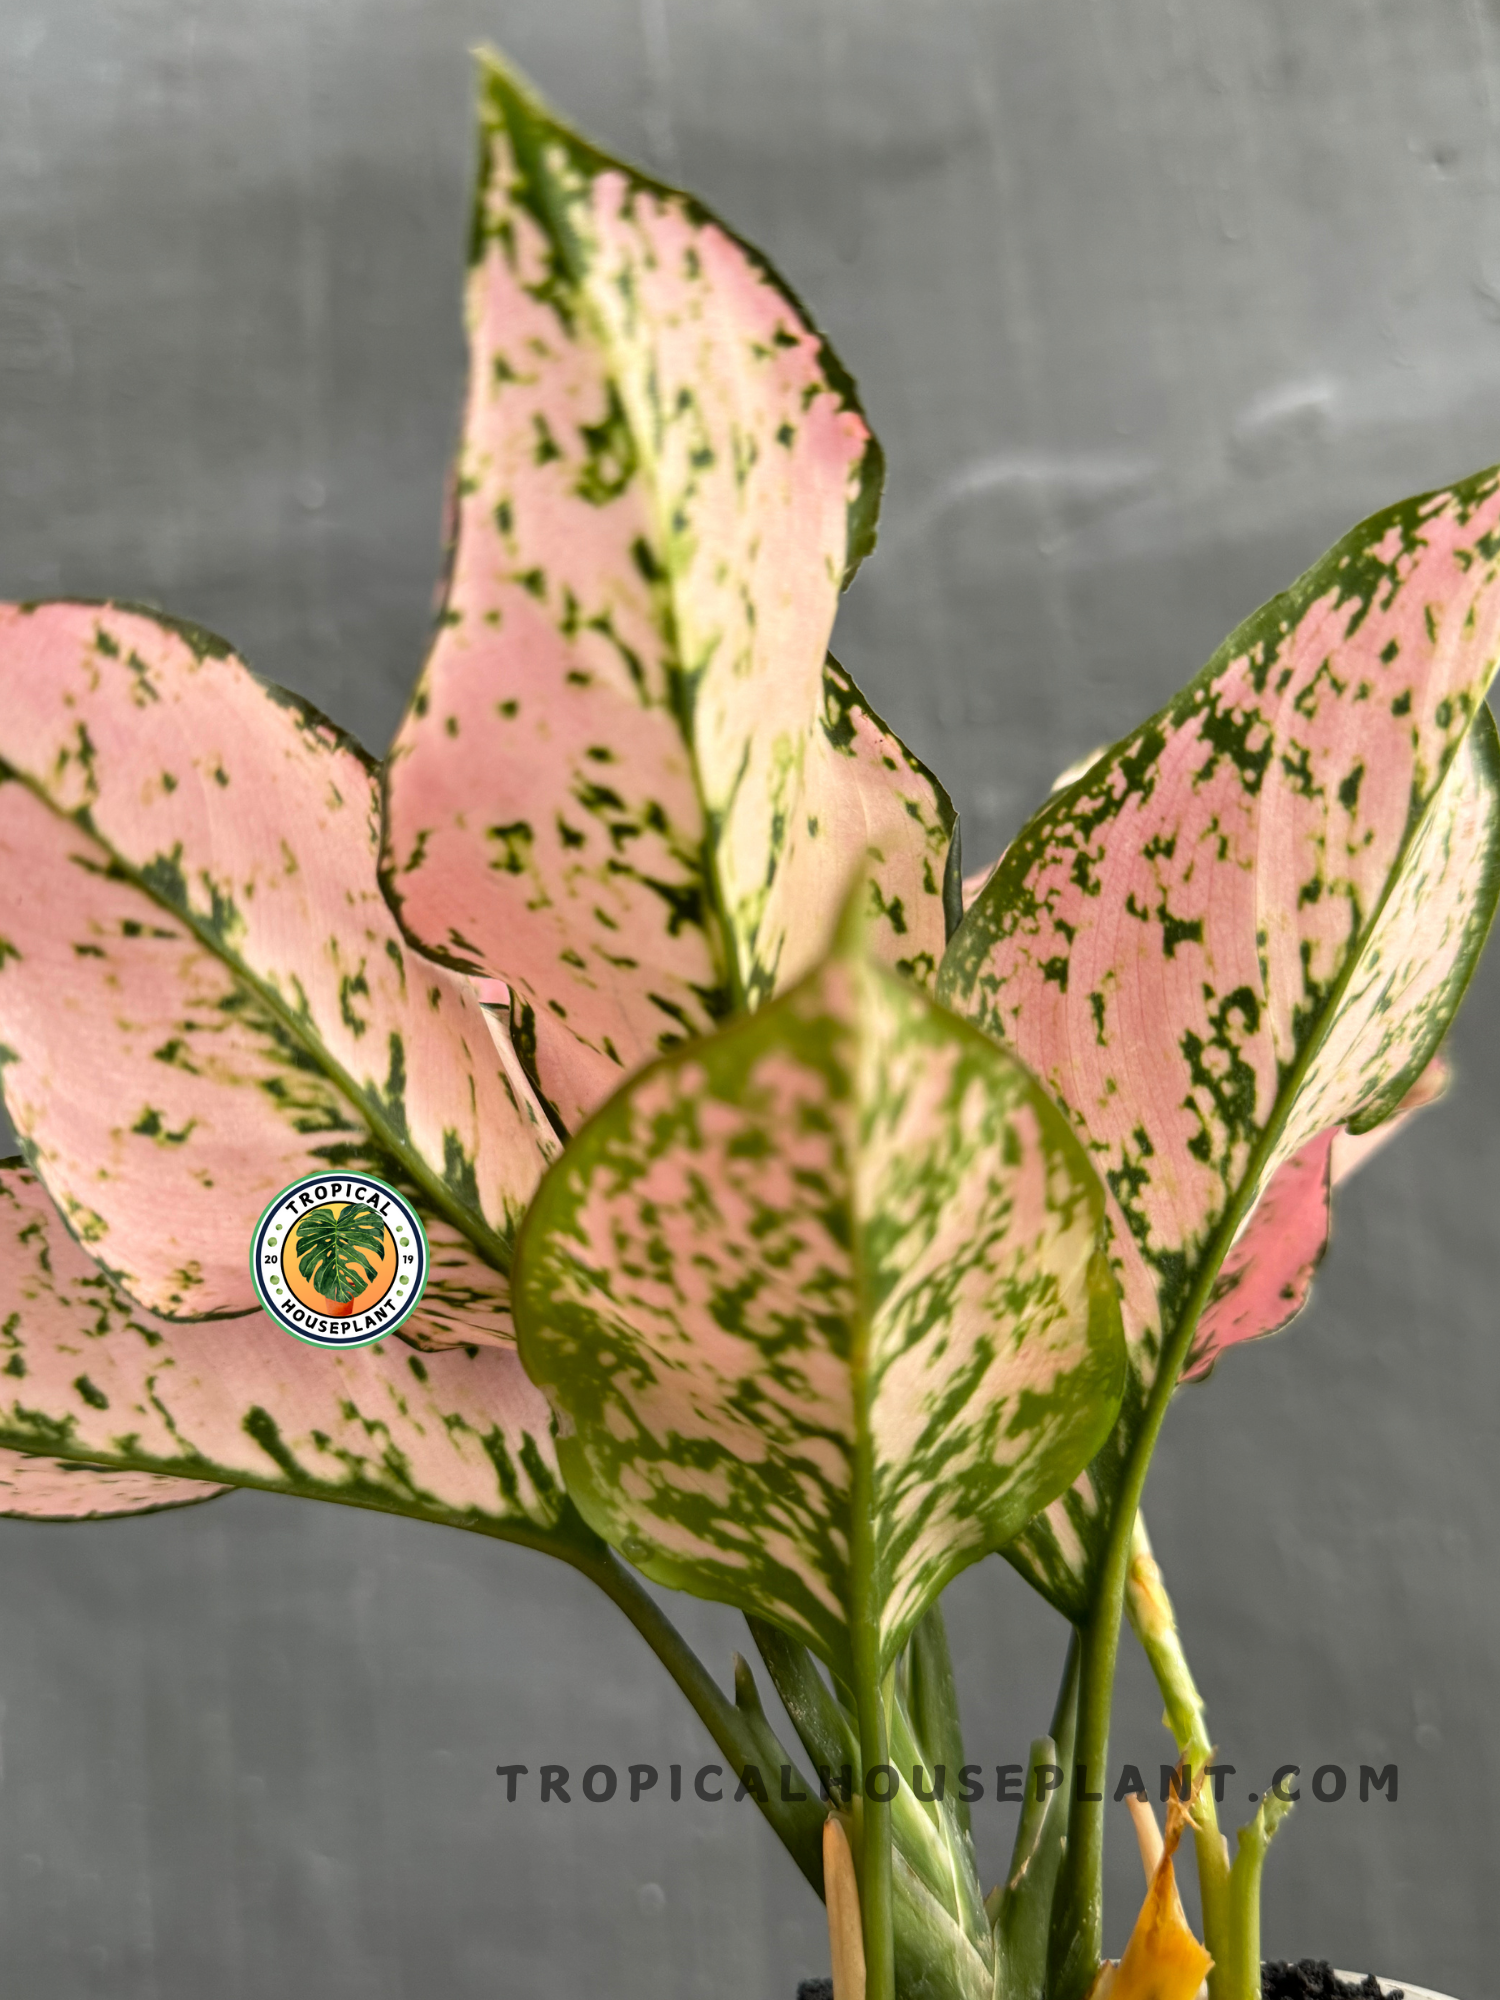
[381,52,956,1135]
[513,903,1124,1680]
[940,467,1500,1612]
[0,601,557,1347]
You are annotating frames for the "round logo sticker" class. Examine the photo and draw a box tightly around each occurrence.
[250,1174,427,1348]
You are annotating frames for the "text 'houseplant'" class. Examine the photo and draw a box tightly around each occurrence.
[0,49,1492,2000]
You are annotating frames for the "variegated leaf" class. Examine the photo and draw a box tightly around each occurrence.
[513,906,1124,1679]
[941,470,1500,1611]
[1183,1056,1448,1380]
[0,1447,230,1520]
[1329,1045,1449,1181]
[959,748,1109,912]
[0,1162,569,1538]
[0,601,557,1346]
[381,52,955,1134]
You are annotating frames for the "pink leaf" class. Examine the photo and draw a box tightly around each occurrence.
[0,602,556,1332]
[1183,1126,1336,1378]
[1183,1056,1449,1380]
[0,1162,568,1535]
[960,749,1110,912]
[946,475,1500,1366]
[945,470,1500,1611]
[381,54,954,1133]
[0,1449,229,1520]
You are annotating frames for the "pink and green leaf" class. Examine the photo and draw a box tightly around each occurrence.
[0,1162,573,1540]
[1183,1056,1448,1380]
[0,601,557,1344]
[513,903,1124,1681]
[381,52,954,1135]
[0,1448,230,1520]
[940,468,1500,1611]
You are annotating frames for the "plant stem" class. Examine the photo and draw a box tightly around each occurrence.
[560,1540,983,2000]
[1044,1090,1290,2000]
[852,1644,895,2000]
[560,1529,826,1892]
[1223,1789,1293,2000]
[1048,1627,1082,1749]
[1044,1602,1120,2000]
[1124,1514,1231,1997]
[1045,1387,1173,2000]
[847,1312,895,2000]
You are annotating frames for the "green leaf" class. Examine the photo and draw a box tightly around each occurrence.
[513,902,1124,1682]
[381,51,956,1135]
[906,1604,972,1838]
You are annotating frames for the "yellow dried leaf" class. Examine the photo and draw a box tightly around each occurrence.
[1108,1798,1213,2000]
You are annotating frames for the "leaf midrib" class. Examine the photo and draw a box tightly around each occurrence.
[511,89,785,1023]
[3,761,516,1287]
[948,652,1499,1607]
[1148,702,1496,1406]
[0,1416,574,1541]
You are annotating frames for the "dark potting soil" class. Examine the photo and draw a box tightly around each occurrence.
[795,1965,1401,1999]
[1263,1967,1399,2000]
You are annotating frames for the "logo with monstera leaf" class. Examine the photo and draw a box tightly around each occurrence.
[250,1173,427,1347]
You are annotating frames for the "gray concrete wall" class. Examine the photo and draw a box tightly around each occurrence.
[0,3,1497,1994]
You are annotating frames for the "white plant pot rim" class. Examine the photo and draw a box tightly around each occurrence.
[1335,1974,1455,2000]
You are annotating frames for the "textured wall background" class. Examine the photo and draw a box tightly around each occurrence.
[1,2,1498,1995]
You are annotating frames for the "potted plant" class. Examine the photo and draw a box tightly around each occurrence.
[0,50,1485,2000]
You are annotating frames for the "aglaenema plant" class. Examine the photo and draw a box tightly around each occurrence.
[0,49,1492,2000]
